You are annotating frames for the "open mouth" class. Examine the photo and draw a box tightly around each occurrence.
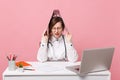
[55,33,59,36]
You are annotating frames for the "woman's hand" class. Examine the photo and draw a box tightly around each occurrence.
[41,30,48,43]
[65,32,72,43]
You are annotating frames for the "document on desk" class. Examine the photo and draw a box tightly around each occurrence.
[31,62,71,72]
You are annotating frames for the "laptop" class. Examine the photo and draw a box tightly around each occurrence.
[66,47,114,75]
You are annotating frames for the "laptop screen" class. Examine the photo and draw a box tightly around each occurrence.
[79,47,114,74]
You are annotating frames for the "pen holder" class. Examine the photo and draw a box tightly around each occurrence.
[8,61,16,71]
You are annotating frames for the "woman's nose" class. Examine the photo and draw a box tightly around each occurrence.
[55,29,58,32]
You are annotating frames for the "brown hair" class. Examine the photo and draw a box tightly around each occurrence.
[48,10,65,39]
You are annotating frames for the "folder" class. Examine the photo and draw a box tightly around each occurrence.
[16,61,31,67]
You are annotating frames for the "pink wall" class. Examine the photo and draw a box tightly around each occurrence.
[0,0,120,80]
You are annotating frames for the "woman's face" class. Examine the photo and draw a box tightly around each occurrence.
[51,22,63,39]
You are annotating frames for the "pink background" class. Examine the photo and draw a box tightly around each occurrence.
[0,0,120,80]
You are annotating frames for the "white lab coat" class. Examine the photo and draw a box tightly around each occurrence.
[37,35,78,62]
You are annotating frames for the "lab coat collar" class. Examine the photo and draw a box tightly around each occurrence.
[50,35,63,43]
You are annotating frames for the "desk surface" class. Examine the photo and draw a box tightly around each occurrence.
[3,61,110,76]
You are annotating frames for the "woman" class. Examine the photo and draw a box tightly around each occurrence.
[37,10,78,62]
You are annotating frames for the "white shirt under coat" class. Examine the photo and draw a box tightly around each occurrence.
[37,35,78,62]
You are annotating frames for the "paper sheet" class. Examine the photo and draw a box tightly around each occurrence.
[31,62,67,72]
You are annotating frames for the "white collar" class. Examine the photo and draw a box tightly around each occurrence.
[50,35,63,43]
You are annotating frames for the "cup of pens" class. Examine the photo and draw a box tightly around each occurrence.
[7,54,17,71]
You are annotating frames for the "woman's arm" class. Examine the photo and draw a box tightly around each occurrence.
[66,42,78,62]
[65,32,78,62]
[37,30,49,62]
[37,42,48,62]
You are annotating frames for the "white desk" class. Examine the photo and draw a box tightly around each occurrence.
[3,62,111,80]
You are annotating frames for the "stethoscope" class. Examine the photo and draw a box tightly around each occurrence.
[47,35,67,61]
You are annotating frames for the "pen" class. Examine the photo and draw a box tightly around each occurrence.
[6,56,10,61]
[24,69,35,71]
[6,54,17,61]
[9,54,12,61]
[12,54,17,61]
